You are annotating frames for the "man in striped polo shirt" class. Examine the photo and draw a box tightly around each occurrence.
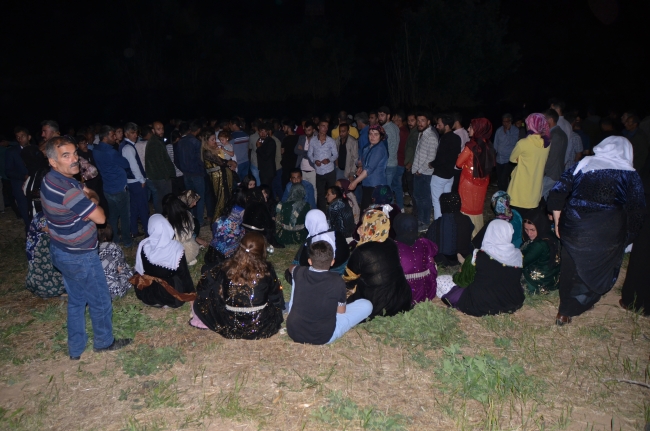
[41,136,131,360]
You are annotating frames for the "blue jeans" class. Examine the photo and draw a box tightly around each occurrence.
[237,161,250,179]
[287,279,372,344]
[250,165,261,186]
[272,169,283,200]
[147,179,171,214]
[413,174,432,226]
[184,175,205,224]
[127,182,149,234]
[386,165,405,210]
[105,189,132,246]
[430,175,454,220]
[50,246,114,357]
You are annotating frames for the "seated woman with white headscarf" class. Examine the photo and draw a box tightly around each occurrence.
[290,209,350,276]
[131,214,196,308]
[441,220,524,317]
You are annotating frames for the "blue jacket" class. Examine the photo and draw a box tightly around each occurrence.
[176,134,204,176]
[93,141,130,194]
[281,180,316,209]
[4,144,28,182]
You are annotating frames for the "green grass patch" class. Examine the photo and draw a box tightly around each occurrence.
[523,289,559,308]
[215,373,259,420]
[312,391,408,430]
[119,345,185,377]
[435,344,544,405]
[364,300,466,350]
[493,337,512,349]
[121,377,183,410]
[112,304,163,339]
[1,320,34,340]
[578,324,612,340]
[31,303,66,322]
[479,314,516,334]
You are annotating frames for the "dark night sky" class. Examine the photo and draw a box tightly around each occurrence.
[1,0,647,136]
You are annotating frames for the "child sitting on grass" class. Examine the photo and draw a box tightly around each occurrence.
[286,241,372,344]
[98,224,134,299]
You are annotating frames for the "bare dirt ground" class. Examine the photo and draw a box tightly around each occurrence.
[0,198,648,431]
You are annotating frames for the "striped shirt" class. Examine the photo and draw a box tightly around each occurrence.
[41,170,98,253]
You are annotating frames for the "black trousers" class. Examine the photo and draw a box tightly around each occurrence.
[403,170,416,212]
[558,247,603,317]
[316,170,337,212]
[496,162,515,192]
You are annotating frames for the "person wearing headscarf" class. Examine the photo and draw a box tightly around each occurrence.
[393,214,438,304]
[275,183,309,245]
[348,124,389,211]
[521,212,561,294]
[178,190,202,237]
[441,220,524,316]
[426,192,474,267]
[205,188,247,269]
[472,191,523,249]
[190,232,284,339]
[25,212,65,298]
[98,224,134,299]
[162,194,200,266]
[507,113,551,219]
[242,188,282,248]
[456,118,493,236]
[200,128,235,223]
[131,214,196,308]
[548,136,646,324]
[325,185,355,238]
[292,209,350,275]
[336,178,360,223]
[620,151,650,315]
[344,210,412,318]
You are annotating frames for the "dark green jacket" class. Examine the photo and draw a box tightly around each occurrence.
[145,135,176,180]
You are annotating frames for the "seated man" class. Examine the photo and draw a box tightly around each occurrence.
[281,168,316,209]
[286,241,372,345]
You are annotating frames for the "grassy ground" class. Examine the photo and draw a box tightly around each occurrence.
[0,203,648,430]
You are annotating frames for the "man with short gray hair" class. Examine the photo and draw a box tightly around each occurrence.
[41,120,60,142]
[493,113,520,191]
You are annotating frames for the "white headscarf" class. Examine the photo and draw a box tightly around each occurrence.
[135,214,186,275]
[481,219,522,267]
[305,209,336,253]
[573,136,635,175]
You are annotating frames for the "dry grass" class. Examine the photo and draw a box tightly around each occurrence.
[0,209,649,431]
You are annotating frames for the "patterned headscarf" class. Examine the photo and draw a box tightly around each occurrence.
[440,192,462,214]
[491,190,513,221]
[286,183,307,226]
[179,190,200,207]
[372,184,392,205]
[357,209,390,246]
[368,124,386,141]
[525,113,551,148]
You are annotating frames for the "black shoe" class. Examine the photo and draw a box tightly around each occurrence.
[94,338,132,353]
[70,355,80,360]
[131,232,145,239]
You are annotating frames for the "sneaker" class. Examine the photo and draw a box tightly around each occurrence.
[94,338,132,353]
[418,222,428,233]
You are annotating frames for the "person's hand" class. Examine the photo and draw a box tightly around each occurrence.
[348,181,357,191]
[297,145,303,151]
[315,160,322,167]
[322,158,330,165]
[83,186,100,204]
[356,167,362,176]
[552,210,561,238]
[405,163,412,171]
[141,182,146,188]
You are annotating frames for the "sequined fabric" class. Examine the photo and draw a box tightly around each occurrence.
[395,238,438,304]
[192,263,284,339]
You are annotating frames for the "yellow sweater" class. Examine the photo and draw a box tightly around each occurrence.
[331,125,359,140]
[507,134,550,209]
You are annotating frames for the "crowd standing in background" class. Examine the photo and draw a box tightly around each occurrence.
[1,99,649,358]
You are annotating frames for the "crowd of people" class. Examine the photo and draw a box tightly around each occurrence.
[1,100,648,359]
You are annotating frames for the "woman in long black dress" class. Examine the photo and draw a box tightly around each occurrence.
[548,136,646,324]
[620,159,650,315]
[132,214,196,308]
[292,209,350,275]
[442,220,524,316]
[190,232,284,339]
[344,209,412,318]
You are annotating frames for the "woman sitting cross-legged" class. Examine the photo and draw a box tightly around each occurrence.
[426,192,474,267]
[204,188,247,270]
[286,240,372,344]
[291,209,350,276]
[393,213,438,304]
[25,212,65,298]
[131,214,196,308]
[344,209,412,319]
[190,232,285,339]
[520,212,561,294]
[441,220,524,317]
[275,182,309,246]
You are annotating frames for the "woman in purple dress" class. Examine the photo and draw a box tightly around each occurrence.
[393,214,438,304]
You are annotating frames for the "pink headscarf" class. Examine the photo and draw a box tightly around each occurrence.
[525,113,551,148]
